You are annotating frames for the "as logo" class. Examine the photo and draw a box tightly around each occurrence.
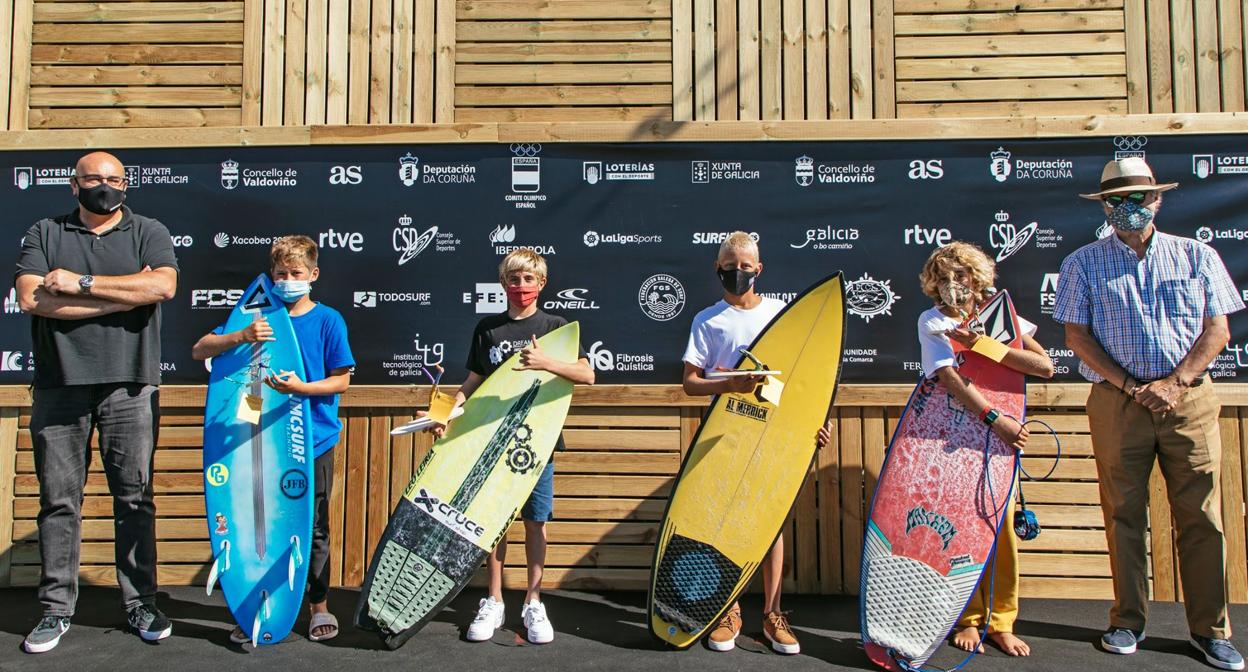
[908,159,944,179]
[329,165,362,185]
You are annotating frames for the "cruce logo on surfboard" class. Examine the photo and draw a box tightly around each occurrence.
[413,488,486,539]
[905,505,957,550]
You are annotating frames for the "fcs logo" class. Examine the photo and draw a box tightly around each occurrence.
[4,288,20,314]
[490,224,516,244]
[191,289,243,309]
[908,159,944,180]
[587,341,614,371]
[329,165,362,185]
[213,232,230,248]
[990,148,1011,182]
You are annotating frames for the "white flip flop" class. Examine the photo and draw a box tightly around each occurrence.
[308,612,339,642]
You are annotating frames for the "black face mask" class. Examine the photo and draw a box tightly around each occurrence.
[76,183,126,216]
[717,267,757,295]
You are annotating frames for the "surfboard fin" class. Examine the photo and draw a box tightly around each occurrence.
[206,540,230,596]
[288,535,304,591]
[252,589,270,648]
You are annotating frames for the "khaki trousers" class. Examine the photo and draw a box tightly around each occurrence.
[957,506,1020,634]
[1087,381,1230,638]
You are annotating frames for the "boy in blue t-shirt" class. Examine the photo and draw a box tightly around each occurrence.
[192,235,354,643]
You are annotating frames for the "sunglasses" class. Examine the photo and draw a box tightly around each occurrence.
[1102,191,1150,206]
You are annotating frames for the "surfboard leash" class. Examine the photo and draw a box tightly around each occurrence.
[1013,417,1061,542]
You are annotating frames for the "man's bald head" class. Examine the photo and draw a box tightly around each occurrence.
[75,152,124,178]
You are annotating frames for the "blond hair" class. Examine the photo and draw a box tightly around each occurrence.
[270,235,318,270]
[717,231,759,260]
[498,248,547,281]
[919,242,995,304]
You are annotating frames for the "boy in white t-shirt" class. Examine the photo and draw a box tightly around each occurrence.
[680,231,799,654]
[916,242,1054,657]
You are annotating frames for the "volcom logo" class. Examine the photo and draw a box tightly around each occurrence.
[412,488,485,539]
[906,505,957,550]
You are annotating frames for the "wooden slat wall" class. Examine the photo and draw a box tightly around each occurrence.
[1133,0,1247,113]
[453,0,674,123]
[893,0,1129,119]
[3,385,1246,602]
[25,0,246,129]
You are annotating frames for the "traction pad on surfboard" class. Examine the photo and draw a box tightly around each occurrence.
[365,497,482,634]
[653,534,743,634]
[862,525,985,665]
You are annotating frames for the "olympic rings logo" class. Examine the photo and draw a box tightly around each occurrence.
[1113,136,1148,152]
[510,143,542,157]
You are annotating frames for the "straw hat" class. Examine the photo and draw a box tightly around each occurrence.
[1079,157,1178,200]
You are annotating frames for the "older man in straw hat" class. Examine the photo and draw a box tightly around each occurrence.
[1054,157,1244,670]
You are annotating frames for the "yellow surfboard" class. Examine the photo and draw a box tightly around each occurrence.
[649,274,845,648]
[357,322,579,649]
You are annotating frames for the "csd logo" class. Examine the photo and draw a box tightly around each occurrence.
[206,463,229,487]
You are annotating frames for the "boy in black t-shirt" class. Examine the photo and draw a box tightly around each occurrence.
[432,249,592,644]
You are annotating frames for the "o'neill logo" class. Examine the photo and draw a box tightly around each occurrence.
[795,156,814,186]
[544,288,599,311]
[845,273,899,323]
[988,210,1038,262]
[906,505,957,550]
[412,488,486,542]
[990,147,1011,182]
[393,214,436,265]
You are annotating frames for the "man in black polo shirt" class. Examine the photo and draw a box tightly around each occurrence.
[14,151,178,653]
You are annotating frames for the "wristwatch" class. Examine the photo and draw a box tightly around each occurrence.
[980,407,1001,426]
[78,274,94,294]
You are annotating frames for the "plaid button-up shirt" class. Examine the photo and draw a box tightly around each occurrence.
[1054,230,1243,382]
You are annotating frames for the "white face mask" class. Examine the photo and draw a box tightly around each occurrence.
[272,279,311,302]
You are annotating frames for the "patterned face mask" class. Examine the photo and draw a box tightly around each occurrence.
[1108,199,1154,232]
[938,280,972,309]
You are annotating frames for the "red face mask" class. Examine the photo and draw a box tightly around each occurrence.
[505,285,540,308]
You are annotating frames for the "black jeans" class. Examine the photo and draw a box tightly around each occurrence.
[30,384,159,616]
[307,449,334,604]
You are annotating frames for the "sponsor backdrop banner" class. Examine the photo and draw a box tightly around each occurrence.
[1,135,1245,385]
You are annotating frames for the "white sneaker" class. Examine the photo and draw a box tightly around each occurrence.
[521,600,554,644]
[466,597,505,642]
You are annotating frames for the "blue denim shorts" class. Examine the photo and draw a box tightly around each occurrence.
[521,459,554,522]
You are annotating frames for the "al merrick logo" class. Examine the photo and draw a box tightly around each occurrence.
[725,397,770,422]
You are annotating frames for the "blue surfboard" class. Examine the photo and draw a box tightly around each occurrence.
[203,274,314,646]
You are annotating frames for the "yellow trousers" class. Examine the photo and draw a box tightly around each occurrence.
[956,498,1020,634]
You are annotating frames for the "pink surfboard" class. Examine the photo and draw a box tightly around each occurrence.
[860,291,1025,671]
